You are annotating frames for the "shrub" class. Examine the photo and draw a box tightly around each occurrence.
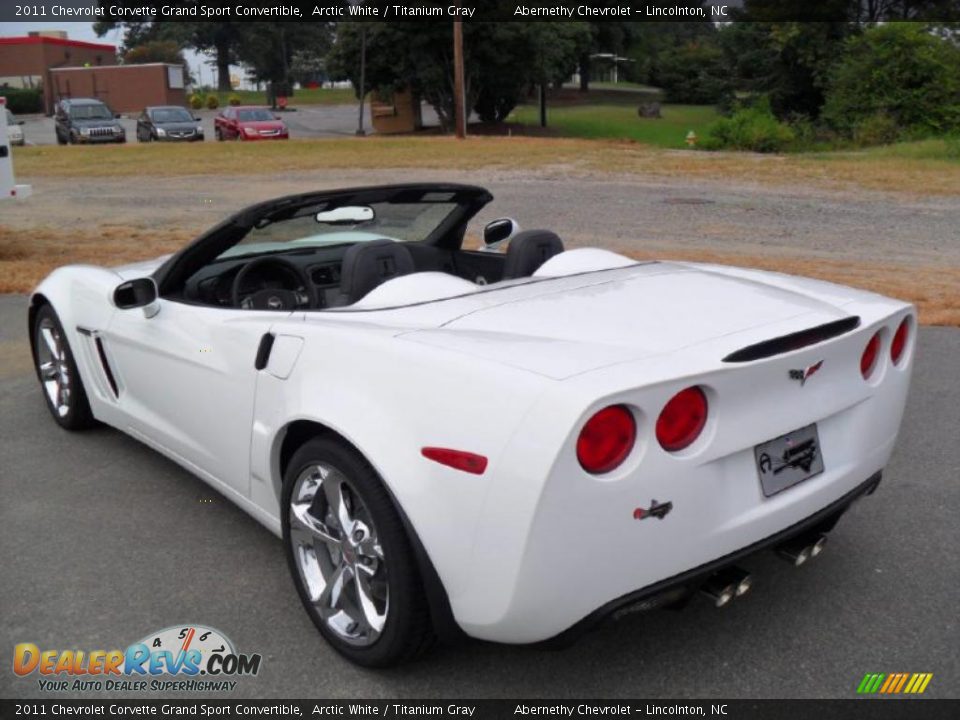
[823,23,960,138]
[205,94,219,110]
[853,113,901,147]
[0,87,43,114]
[703,99,795,153]
[228,94,242,106]
[189,93,204,110]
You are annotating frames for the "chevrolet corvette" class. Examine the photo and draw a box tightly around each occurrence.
[28,184,915,666]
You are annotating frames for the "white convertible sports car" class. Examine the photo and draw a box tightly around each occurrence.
[29,183,914,666]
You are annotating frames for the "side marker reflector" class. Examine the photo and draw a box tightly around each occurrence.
[421,447,488,475]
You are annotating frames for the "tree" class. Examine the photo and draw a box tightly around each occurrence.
[236,23,334,103]
[328,22,588,130]
[655,40,734,105]
[123,40,187,66]
[822,23,960,136]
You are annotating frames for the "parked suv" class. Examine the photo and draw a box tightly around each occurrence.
[54,98,126,145]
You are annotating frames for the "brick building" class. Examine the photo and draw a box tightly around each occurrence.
[49,64,188,114]
[0,33,117,114]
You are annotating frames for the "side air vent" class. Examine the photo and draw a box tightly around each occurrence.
[95,337,120,397]
[723,316,861,363]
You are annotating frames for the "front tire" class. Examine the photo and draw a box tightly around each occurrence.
[31,304,95,430]
[282,436,434,667]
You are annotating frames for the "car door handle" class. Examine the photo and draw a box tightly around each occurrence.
[254,333,275,370]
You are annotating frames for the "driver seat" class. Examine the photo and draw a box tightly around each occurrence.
[337,239,416,305]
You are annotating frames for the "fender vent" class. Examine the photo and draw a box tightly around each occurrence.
[95,337,119,397]
[723,316,861,363]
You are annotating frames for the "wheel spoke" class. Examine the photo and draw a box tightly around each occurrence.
[40,327,60,359]
[318,563,351,616]
[290,502,339,547]
[39,361,58,381]
[323,472,355,535]
[354,571,387,634]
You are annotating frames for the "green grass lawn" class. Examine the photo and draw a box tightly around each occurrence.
[511,103,720,148]
[207,86,356,107]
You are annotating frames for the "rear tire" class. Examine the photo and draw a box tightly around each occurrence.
[31,304,96,430]
[282,436,435,667]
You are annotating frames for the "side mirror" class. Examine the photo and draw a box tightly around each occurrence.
[113,277,158,310]
[483,218,519,249]
[114,113,122,119]
[194,116,201,121]
[17,120,25,125]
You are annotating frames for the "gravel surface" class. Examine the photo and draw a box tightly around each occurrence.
[4,168,958,269]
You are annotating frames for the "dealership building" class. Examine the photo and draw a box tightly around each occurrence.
[0,31,187,115]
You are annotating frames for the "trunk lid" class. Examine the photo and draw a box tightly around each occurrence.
[400,263,857,379]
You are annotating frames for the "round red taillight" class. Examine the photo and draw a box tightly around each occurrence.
[577,405,636,474]
[656,386,708,452]
[861,331,881,378]
[891,318,909,365]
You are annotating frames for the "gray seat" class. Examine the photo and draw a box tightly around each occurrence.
[502,230,564,280]
[337,239,416,305]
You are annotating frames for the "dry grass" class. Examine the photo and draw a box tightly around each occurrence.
[0,226,191,294]
[11,136,960,196]
[2,225,956,326]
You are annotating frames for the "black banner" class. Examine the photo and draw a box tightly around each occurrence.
[4,0,960,24]
[2,700,960,719]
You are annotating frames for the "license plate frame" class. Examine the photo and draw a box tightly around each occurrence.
[754,423,824,497]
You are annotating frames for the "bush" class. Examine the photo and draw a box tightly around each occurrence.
[703,99,795,153]
[228,94,242,106]
[0,87,43,114]
[853,113,901,147]
[205,94,219,110]
[823,23,960,138]
[189,93,204,110]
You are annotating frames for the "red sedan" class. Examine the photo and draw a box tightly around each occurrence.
[214,106,289,141]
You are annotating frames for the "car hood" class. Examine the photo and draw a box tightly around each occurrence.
[391,262,863,379]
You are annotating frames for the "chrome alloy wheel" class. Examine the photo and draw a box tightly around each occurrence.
[289,462,388,646]
[35,317,72,418]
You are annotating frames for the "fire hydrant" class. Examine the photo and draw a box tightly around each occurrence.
[685,130,698,147]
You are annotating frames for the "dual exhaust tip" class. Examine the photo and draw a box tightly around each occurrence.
[700,533,828,608]
[776,533,828,567]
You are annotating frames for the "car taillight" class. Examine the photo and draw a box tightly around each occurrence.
[861,331,881,379]
[891,318,909,365]
[577,405,636,474]
[656,387,708,452]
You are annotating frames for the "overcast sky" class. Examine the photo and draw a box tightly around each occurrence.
[0,21,222,87]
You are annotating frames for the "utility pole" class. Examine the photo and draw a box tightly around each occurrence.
[356,24,367,136]
[453,20,466,139]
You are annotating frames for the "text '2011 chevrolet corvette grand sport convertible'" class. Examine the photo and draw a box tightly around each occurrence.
[29,184,914,666]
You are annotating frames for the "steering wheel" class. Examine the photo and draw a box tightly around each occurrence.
[231,256,318,310]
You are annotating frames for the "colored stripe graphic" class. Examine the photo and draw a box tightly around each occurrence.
[857,673,932,694]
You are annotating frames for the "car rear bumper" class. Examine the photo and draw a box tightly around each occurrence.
[542,470,882,646]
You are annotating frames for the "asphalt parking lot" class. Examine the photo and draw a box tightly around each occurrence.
[13,102,454,146]
[0,293,958,699]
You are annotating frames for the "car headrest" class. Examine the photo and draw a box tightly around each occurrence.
[338,239,416,305]
[502,230,565,279]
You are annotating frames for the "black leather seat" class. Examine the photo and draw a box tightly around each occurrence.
[502,230,564,280]
[337,239,416,305]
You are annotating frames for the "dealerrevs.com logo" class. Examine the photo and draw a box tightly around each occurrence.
[13,625,262,693]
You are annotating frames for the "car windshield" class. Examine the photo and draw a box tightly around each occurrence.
[237,109,275,122]
[70,104,113,120]
[151,108,193,123]
[219,199,460,259]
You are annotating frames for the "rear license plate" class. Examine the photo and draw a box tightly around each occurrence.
[754,423,824,497]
